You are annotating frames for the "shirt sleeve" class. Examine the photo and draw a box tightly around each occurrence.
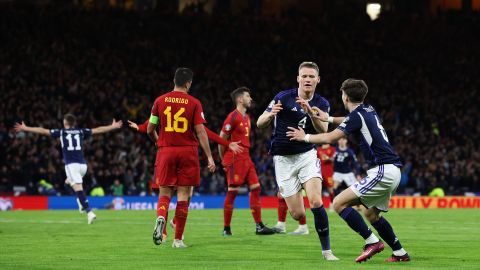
[221,114,235,136]
[137,119,149,134]
[265,93,281,113]
[149,99,159,125]
[82,128,92,139]
[193,100,206,126]
[337,112,361,135]
[205,126,229,147]
[50,129,60,138]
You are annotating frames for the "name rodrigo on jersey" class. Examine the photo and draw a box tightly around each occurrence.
[165,97,189,104]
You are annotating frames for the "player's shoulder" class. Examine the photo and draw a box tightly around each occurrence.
[275,88,296,100]
[312,93,329,106]
[225,109,240,121]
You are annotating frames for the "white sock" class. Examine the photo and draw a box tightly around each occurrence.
[298,224,308,230]
[322,249,332,254]
[393,248,407,256]
[276,221,286,227]
[365,232,380,245]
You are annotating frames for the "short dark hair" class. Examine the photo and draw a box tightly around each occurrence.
[174,67,193,87]
[230,87,251,104]
[340,79,368,103]
[63,114,76,127]
[298,61,319,75]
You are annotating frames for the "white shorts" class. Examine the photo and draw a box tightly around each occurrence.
[350,164,400,212]
[64,163,87,185]
[273,149,322,198]
[333,172,357,186]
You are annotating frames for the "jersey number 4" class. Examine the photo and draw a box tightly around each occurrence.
[164,106,188,133]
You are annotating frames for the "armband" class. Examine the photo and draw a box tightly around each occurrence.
[149,115,159,124]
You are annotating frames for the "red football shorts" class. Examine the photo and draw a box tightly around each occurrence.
[225,158,259,187]
[155,146,200,187]
[322,174,334,188]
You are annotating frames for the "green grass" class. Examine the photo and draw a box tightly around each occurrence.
[1,209,480,269]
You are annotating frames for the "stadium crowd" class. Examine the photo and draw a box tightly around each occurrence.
[1,4,479,196]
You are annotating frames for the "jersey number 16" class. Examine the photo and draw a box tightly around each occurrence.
[164,106,188,133]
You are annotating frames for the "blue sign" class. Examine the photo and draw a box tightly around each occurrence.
[48,195,251,210]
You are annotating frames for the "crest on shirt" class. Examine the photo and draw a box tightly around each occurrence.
[225,124,231,131]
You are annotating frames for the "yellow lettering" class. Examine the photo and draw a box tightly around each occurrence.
[164,97,189,104]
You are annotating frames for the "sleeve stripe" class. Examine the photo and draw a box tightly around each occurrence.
[149,115,159,124]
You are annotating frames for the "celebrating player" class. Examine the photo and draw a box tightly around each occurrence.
[149,67,215,248]
[219,87,275,236]
[14,114,122,224]
[286,78,410,263]
[257,61,338,260]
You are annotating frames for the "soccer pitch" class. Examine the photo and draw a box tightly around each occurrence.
[1,209,479,270]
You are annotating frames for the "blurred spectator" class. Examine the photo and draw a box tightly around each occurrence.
[110,179,124,196]
[0,4,478,196]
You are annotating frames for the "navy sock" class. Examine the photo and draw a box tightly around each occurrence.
[372,216,402,251]
[339,207,372,239]
[75,191,91,213]
[311,206,330,250]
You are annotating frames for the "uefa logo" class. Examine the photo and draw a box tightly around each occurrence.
[0,198,13,211]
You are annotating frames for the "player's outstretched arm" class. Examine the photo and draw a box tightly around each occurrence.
[14,121,50,136]
[309,109,345,127]
[127,120,139,131]
[286,126,345,145]
[195,124,216,173]
[128,119,151,134]
[92,119,123,135]
[205,126,244,154]
[257,100,282,129]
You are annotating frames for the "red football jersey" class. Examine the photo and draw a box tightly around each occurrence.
[317,145,336,178]
[221,109,251,164]
[150,91,206,147]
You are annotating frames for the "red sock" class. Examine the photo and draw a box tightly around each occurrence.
[174,201,189,240]
[278,197,288,222]
[223,190,237,227]
[249,187,262,223]
[163,211,169,235]
[172,197,189,226]
[329,192,335,203]
[156,196,170,218]
[299,214,307,225]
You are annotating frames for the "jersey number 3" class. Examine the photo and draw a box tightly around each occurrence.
[164,106,188,133]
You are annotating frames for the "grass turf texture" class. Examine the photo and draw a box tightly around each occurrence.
[1,209,479,270]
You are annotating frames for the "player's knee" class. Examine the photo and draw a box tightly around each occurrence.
[332,197,344,214]
[309,197,323,208]
[290,210,306,221]
[364,210,380,223]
